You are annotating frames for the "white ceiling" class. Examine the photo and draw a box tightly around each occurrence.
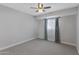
[1,3,79,16]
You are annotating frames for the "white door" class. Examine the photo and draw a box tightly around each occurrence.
[47,19,55,41]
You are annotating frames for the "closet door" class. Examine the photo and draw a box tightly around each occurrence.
[47,19,55,41]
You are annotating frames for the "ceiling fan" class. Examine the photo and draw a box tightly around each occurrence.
[30,3,51,12]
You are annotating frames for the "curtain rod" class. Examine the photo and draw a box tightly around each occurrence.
[44,16,61,20]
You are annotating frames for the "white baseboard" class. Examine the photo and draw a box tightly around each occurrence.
[61,41,76,47]
[78,50,79,54]
[0,38,35,51]
[76,47,79,54]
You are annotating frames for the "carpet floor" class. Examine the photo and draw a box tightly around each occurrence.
[0,39,78,55]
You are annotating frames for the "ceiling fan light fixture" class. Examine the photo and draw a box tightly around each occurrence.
[37,9,44,12]
[31,3,51,13]
[39,9,43,12]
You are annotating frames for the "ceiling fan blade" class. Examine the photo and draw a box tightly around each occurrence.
[30,7,37,9]
[36,10,38,12]
[36,9,45,12]
[44,6,51,9]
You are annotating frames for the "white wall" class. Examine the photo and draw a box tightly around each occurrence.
[77,6,79,53]
[0,5,38,49]
[37,7,77,46]
[59,15,77,46]
[37,20,45,39]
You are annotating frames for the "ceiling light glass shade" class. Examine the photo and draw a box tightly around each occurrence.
[36,9,44,12]
[38,9,43,12]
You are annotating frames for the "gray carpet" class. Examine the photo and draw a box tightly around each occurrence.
[0,39,78,55]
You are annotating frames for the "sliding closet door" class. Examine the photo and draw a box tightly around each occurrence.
[47,19,55,41]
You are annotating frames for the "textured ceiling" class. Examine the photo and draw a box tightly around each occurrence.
[1,3,79,16]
